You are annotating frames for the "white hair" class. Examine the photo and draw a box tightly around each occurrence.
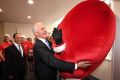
[32,22,43,33]
[4,34,10,37]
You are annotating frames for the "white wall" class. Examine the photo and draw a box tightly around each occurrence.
[91,60,112,80]
[112,1,120,80]
[112,16,120,80]
[4,22,34,41]
[0,22,4,43]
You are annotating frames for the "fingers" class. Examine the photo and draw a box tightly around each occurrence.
[83,61,91,64]
[77,61,92,69]
[84,63,92,67]
[82,64,91,69]
[80,63,91,69]
[82,61,92,68]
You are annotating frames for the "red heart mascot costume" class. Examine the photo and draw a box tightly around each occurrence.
[52,0,116,79]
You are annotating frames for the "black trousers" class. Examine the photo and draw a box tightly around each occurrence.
[3,66,26,80]
[3,72,25,80]
[0,62,4,80]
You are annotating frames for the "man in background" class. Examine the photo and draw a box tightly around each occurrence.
[4,33,26,80]
[0,44,5,80]
[22,36,34,80]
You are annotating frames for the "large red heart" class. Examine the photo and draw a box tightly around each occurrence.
[54,0,115,79]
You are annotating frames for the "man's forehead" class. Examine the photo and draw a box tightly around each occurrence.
[39,25,45,29]
[35,23,43,27]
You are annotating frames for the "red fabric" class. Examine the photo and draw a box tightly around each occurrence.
[22,41,33,56]
[0,44,2,59]
[1,42,13,50]
[0,42,12,61]
[0,44,5,61]
[0,44,2,50]
[54,0,115,79]
[28,41,34,50]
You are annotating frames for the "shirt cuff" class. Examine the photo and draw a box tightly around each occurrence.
[53,43,66,53]
[75,63,78,70]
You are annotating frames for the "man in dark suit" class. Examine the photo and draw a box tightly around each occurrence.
[3,33,26,80]
[33,22,92,80]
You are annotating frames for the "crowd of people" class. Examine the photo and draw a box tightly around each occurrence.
[0,33,34,80]
[0,22,92,80]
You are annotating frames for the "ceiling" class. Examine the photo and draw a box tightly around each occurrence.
[0,0,84,26]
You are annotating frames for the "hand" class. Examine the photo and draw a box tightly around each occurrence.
[29,49,33,53]
[52,27,63,45]
[77,61,92,69]
[0,51,5,61]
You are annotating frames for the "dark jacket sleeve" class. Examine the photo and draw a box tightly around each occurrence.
[4,48,14,75]
[34,44,75,73]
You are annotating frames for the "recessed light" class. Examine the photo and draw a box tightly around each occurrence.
[28,0,34,5]
[0,8,3,13]
[27,16,32,19]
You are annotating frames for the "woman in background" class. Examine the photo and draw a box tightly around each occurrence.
[0,44,5,80]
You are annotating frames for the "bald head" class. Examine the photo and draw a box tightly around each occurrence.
[33,22,47,39]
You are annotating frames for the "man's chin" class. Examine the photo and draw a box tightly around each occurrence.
[43,36,48,39]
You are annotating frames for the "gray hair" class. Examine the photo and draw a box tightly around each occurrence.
[4,34,10,37]
[32,22,43,33]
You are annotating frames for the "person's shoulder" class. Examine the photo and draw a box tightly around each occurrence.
[0,44,2,50]
[0,42,4,46]
[5,44,14,51]
[35,39,43,44]
[34,40,44,48]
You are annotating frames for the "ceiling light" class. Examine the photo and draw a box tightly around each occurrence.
[0,8,3,13]
[28,0,34,5]
[27,16,32,19]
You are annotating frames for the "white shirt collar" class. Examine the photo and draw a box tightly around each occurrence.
[38,38,46,43]
[14,42,21,46]
[14,42,23,57]
[37,38,51,50]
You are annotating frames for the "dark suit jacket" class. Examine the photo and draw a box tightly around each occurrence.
[33,39,75,80]
[4,44,26,80]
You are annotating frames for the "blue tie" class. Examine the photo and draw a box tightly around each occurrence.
[45,40,51,50]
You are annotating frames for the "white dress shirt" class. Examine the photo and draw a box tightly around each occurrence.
[14,42,24,57]
[38,38,51,50]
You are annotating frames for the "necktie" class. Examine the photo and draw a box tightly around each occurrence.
[18,45,23,57]
[45,40,51,50]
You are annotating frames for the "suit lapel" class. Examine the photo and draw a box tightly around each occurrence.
[46,40,53,50]
[12,44,24,58]
[37,39,54,53]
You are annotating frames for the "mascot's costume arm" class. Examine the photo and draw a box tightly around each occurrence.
[52,27,66,53]
[52,0,116,79]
